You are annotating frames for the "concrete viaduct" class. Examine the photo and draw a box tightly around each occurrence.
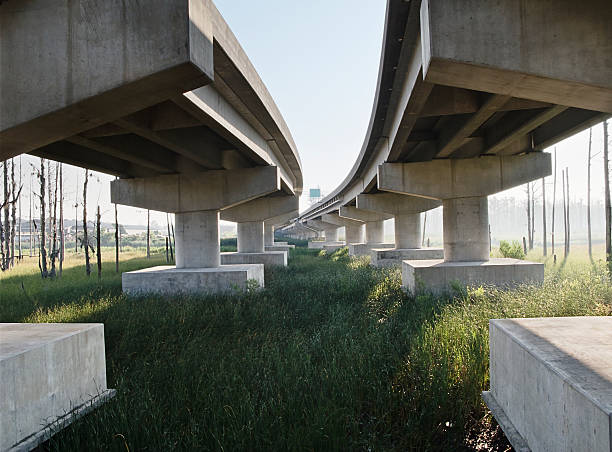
[292,0,612,293]
[0,0,302,295]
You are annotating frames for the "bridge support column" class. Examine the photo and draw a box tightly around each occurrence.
[237,221,265,253]
[306,219,344,251]
[338,206,393,257]
[112,167,281,295]
[345,224,364,244]
[377,154,550,292]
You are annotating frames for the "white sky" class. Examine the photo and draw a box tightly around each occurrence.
[7,2,611,229]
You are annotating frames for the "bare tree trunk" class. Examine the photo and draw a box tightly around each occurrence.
[83,169,91,276]
[3,161,9,269]
[96,205,102,280]
[39,158,48,277]
[29,170,33,257]
[603,120,611,267]
[566,167,571,255]
[146,209,150,258]
[526,183,532,250]
[542,177,547,256]
[165,237,169,262]
[75,176,79,254]
[587,128,593,259]
[421,212,427,247]
[551,148,557,255]
[11,159,16,267]
[115,202,119,273]
[47,162,52,254]
[562,169,568,258]
[171,218,175,255]
[59,164,64,276]
[18,157,22,262]
[49,163,59,278]
[167,213,174,262]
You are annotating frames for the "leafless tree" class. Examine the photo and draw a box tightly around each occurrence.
[551,148,557,255]
[83,168,91,276]
[587,128,593,258]
[49,163,59,278]
[11,159,16,267]
[167,213,174,261]
[96,205,102,280]
[59,163,64,276]
[18,156,22,261]
[542,176,547,256]
[39,158,48,278]
[603,120,611,267]
[147,209,151,259]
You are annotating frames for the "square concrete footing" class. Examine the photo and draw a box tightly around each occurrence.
[122,264,264,295]
[1,323,115,452]
[402,258,544,294]
[348,242,394,257]
[371,247,444,267]
[221,251,287,267]
[308,241,343,250]
[265,244,295,253]
[484,317,612,452]
[323,244,346,253]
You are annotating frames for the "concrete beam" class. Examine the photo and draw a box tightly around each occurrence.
[356,193,439,215]
[339,206,392,223]
[321,213,363,228]
[420,0,612,113]
[110,166,280,212]
[377,153,551,200]
[220,195,298,223]
[0,0,214,159]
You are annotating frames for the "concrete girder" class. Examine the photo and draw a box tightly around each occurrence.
[377,153,551,200]
[220,195,298,223]
[356,193,439,215]
[110,166,279,213]
[0,0,214,160]
[421,0,612,113]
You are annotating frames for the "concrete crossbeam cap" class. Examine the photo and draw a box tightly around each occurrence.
[220,195,298,223]
[357,193,440,215]
[111,166,280,212]
[377,153,551,200]
[339,206,392,223]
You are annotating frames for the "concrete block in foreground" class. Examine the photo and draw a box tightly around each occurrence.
[484,317,612,452]
[221,251,287,267]
[371,247,444,268]
[123,264,264,295]
[323,244,346,253]
[1,323,115,452]
[402,258,544,294]
[348,243,394,257]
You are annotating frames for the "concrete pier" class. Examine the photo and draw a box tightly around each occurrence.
[1,324,115,452]
[484,317,612,452]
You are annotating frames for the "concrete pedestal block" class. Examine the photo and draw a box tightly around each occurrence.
[123,264,264,295]
[371,247,444,267]
[323,244,346,253]
[265,244,295,253]
[402,258,544,294]
[274,241,289,246]
[348,242,394,257]
[1,323,115,452]
[308,241,343,249]
[483,317,612,452]
[221,251,287,267]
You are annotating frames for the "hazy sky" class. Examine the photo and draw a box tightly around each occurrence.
[9,1,611,228]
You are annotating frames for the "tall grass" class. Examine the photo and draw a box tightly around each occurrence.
[1,247,610,451]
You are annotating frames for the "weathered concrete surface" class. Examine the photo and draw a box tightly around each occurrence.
[365,220,385,244]
[122,264,264,295]
[237,221,265,253]
[378,153,552,199]
[443,197,489,262]
[371,247,444,268]
[421,0,612,113]
[265,244,295,253]
[0,323,115,452]
[402,258,544,294]
[175,210,220,268]
[220,251,287,267]
[323,244,346,253]
[110,166,280,212]
[349,243,394,257]
[484,317,612,452]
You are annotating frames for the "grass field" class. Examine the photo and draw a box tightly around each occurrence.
[1,245,610,451]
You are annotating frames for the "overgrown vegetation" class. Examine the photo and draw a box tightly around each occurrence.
[1,247,610,451]
[498,239,526,259]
